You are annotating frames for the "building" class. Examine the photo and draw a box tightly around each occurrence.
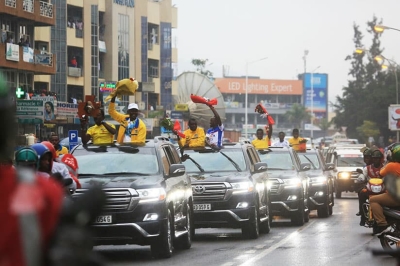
[0,0,56,98]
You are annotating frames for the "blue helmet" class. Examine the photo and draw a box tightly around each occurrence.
[31,143,53,171]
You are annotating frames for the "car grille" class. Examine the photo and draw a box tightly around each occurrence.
[269,178,284,194]
[192,182,227,200]
[74,188,135,211]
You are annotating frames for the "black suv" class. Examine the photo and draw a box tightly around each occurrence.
[71,137,192,258]
[257,147,311,226]
[181,142,270,239]
[297,148,335,218]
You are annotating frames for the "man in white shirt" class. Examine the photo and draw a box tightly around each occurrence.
[206,105,224,148]
[272,131,290,148]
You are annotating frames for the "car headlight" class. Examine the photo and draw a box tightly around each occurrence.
[231,181,254,193]
[312,176,327,184]
[136,188,166,203]
[338,172,351,179]
[284,178,302,187]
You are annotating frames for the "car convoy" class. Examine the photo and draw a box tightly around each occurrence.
[70,138,365,258]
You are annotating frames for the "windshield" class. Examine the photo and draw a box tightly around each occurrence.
[73,148,159,175]
[298,153,320,169]
[259,152,294,170]
[337,155,364,167]
[182,149,246,172]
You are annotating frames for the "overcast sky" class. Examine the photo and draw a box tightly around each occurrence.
[171,0,400,111]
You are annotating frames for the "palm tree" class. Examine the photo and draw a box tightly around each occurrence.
[284,103,311,129]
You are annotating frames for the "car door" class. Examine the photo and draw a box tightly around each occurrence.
[246,146,268,212]
[292,150,309,203]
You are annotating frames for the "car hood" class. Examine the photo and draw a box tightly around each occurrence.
[267,169,298,180]
[189,172,250,183]
[79,175,162,189]
[336,166,359,172]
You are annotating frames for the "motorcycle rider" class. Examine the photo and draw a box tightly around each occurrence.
[370,143,400,235]
[357,149,384,226]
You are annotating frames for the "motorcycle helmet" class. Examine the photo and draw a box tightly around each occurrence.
[363,148,372,157]
[31,143,53,172]
[41,141,57,160]
[371,149,383,158]
[15,147,38,167]
[391,143,400,162]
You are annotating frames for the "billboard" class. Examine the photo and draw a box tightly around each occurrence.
[388,105,400,131]
[16,100,44,124]
[303,73,328,115]
[214,78,303,95]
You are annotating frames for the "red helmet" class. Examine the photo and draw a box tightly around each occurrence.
[41,141,57,160]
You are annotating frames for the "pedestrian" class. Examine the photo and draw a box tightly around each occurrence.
[206,105,224,149]
[80,109,116,145]
[109,96,146,144]
[288,128,306,151]
[177,118,205,148]
[49,133,69,157]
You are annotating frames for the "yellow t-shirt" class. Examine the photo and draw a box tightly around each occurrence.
[56,146,69,157]
[87,123,116,144]
[178,127,206,148]
[251,137,270,149]
[288,137,304,151]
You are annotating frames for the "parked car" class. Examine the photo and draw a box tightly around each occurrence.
[297,148,335,218]
[60,137,82,148]
[71,137,192,258]
[258,146,311,226]
[181,142,271,239]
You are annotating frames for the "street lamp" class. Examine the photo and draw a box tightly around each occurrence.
[310,66,321,140]
[374,24,400,33]
[244,57,268,139]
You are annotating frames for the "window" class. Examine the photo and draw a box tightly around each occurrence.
[118,14,129,81]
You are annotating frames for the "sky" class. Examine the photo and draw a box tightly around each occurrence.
[171,0,400,111]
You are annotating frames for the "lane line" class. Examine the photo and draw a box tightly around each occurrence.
[238,220,316,266]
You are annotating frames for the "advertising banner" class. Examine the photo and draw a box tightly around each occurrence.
[16,100,44,124]
[31,96,58,123]
[214,78,303,95]
[23,47,34,63]
[6,43,19,61]
[388,105,400,131]
[57,102,79,119]
[303,73,328,114]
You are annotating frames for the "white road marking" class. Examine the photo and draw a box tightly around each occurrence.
[263,239,275,244]
[220,263,234,266]
[245,250,257,254]
[238,220,316,266]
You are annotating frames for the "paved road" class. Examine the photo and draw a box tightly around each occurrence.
[95,192,397,266]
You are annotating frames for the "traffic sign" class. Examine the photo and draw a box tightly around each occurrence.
[68,130,79,151]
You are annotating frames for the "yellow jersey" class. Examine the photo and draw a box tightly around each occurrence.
[178,127,206,148]
[87,123,116,144]
[288,137,304,151]
[56,146,69,157]
[251,137,270,149]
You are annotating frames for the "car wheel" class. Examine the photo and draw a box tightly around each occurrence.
[151,208,173,258]
[260,202,271,234]
[175,203,192,249]
[291,200,305,226]
[242,202,260,239]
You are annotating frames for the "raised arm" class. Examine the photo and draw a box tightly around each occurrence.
[209,105,222,126]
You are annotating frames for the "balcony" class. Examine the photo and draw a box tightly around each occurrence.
[68,67,82,77]
[0,0,56,26]
[67,27,83,47]
[0,42,56,74]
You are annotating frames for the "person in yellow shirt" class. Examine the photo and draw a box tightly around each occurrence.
[50,133,69,157]
[81,109,116,145]
[251,124,273,150]
[288,128,305,151]
[177,118,205,148]
[109,96,147,144]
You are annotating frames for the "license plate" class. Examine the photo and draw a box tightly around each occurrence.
[371,186,382,193]
[193,204,211,211]
[95,215,112,224]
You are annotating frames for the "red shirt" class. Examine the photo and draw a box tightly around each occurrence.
[0,165,64,266]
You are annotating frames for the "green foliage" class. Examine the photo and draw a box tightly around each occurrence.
[191,58,213,78]
[284,103,311,129]
[356,120,380,144]
[332,15,397,145]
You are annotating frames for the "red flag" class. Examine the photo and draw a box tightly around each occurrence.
[255,103,275,125]
[173,120,186,138]
[190,94,218,106]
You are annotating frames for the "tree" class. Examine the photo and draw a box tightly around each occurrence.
[356,120,380,145]
[284,103,311,129]
[191,58,213,78]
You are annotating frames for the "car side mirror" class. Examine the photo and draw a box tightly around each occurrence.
[300,162,311,171]
[325,163,335,171]
[169,164,186,177]
[384,173,400,201]
[254,162,268,173]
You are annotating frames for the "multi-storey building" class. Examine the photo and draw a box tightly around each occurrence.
[1,0,56,97]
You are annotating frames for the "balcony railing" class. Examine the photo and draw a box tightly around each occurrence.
[5,0,16,8]
[39,1,53,18]
[23,0,34,13]
[35,53,53,66]
[68,67,82,77]
[75,29,83,38]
